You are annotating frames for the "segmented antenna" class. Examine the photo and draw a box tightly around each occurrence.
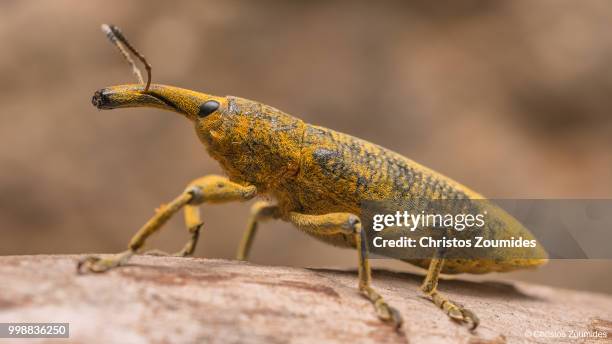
[101,24,152,92]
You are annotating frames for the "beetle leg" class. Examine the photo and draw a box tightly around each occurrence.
[236,201,279,261]
[77,175,256,273]
[177,204,204,256]
[144,204,203,257]
[421,254,480,330]
[287,212,403,330]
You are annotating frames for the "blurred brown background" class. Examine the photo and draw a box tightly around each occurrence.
[0,1,610,293]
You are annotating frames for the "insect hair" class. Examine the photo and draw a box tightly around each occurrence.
[101,24,152,92]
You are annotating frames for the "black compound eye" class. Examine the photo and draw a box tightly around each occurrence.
[198,100,220,118]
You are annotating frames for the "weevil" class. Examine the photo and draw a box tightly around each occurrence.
[78,25,548,331]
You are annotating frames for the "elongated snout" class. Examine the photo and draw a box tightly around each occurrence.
[92,84,169,110]
[91,84,225,121]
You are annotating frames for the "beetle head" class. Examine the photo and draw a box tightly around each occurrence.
[92,84,226,123]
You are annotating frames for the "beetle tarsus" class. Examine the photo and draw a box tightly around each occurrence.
[77,250,134,274]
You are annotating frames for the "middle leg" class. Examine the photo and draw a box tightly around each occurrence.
[236,201,279,261]
[421,252,479,330]
[287,211,403,329]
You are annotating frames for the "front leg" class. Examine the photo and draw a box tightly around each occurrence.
[287,212,403,330]
[77,175,256,273]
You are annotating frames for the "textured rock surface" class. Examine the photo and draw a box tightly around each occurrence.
[0,255,611,344]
